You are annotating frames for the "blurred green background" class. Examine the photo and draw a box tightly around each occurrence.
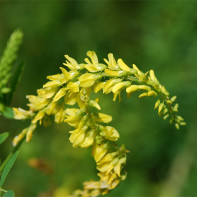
[0,1,197,197]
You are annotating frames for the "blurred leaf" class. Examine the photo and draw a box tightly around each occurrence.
[5,61,25,106]
[1,107,14,119]
[3,190,15,197]
[0,151,19,187]
[0,132,9,145]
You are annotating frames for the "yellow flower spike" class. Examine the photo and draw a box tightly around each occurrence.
[94,82,106,93]
[26,124,37,142]
[79,73,102,87]
[103,78,122,94]
[13,128,28,146]
[12,51,185,196]
[13,108,34,120]
[32,110,45,124]
[53,87,67,102]
[147,90,157,97]
[126,85,139,93]
[112,81,131,93]
[104,69,127,77]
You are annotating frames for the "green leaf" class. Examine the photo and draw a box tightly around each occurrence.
[3,190,15,197]
[0,151,19,187]
[1,107,14,119]
[0,132,9,145]
[5,61,25,106]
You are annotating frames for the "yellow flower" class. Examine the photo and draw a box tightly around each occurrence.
[96,113,112,123]
[13,128,28,146]
[114,157,126,177]
[104,69,127,77]
[92,143,108,163]
[117,59,136,74]
[53,87,67,102]
[32,109,45,124]
[54,103,66,123]
[103,78,123,94]
[63,54,84,70]
[84,51,106,72]
[149,70,159,84]
[27,95,50,111]
[13,108,34,120]
[67,81,80,93]
[111,81,131,94]
[37,87,57,99]
[103,126,120,141]
[79,73,102,87]
[126,85,139,94]
[26,124,37,142]
[94,82,106,93]
[104,53,119,70]
[80,130,94,148]
[43,80,61,88]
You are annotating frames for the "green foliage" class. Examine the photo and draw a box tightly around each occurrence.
[0,133,9,145]
[3,190,15,197]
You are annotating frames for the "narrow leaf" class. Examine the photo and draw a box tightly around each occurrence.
[0,151,19,187]
[3,190,15,197]
[0,132,9,145]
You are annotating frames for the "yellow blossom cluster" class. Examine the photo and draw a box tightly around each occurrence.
[12,51,185,196]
